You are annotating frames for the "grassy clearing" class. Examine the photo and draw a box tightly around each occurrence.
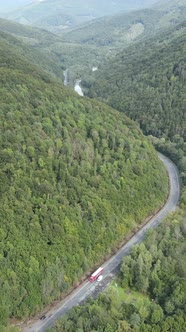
[107,284,151,309]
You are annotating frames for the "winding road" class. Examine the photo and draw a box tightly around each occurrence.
[22,153,180,332]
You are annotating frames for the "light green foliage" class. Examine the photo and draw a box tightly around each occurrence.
[1,328,20,332]
[49,205,186,332]
[0,31,167,327]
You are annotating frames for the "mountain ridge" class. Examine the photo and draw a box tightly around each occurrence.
[1,0,161,33]
[86,20,186,141]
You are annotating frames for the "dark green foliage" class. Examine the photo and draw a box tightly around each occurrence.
[49,205,186,332]
[151,136,186,185]
[64,4,186,48]
[2,0,186,89]
[0,27,65,82]
[0,18,111,86]
[0,32,167,326]
[46,18,186,332]
[87,21,186,141]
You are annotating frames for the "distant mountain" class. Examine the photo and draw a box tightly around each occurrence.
[0,17,109,85]
[1,0,186,88]
[63,0,186,48]
[2,0,159,33]
[154,0,186,10]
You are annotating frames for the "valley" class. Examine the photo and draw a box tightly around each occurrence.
[0,1,185,331]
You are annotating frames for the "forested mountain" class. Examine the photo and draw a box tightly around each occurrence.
[49,199,186,332]
[154,0,186,10]
[2,0,159,33]
[63,2,186,48]
[85,21,186,185]
[0,18,60,47]
[0,29,168,329]
[1,0,186,87]
[0,18,110,85]
[86,22,186,163]
[0,26,65,81]
[54,16,185,332]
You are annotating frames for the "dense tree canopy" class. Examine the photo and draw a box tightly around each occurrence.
[0,31,168,328]
[49,202,186,332]
[48,17,186,332]
[63,4,186,48]
[86,21,186,184]
[87,21,186,141]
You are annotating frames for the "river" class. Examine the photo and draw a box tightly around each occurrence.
[74,79,84,96]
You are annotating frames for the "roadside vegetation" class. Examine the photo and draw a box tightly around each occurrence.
[50,200,186,332]
[86,21,186,185]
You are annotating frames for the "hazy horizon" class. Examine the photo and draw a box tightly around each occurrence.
[0,0,31,11]
[0,0,165,12]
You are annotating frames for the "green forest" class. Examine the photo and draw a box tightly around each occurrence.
[0,2,185,331]
[47,13,186,332]
[2,0,186,88]
[61,0,186,83]
[86,21,186,184]
[87,21,186,141]
[64,3,186,48]
[0,29,168,329]
[49,199,186,332]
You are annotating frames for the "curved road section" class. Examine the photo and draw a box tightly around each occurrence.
[22,153,180,332]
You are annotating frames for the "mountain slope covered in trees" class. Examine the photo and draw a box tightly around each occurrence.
[0,27,65,82]
[87,21,186,142]
[1,0,186,87]
[2,0,159,33]
[86,21,186,186]
[0,18,111,85]
[50,200,186,332]
[63,1,186,49]
[0,31,168,328]
[46,11,186,332]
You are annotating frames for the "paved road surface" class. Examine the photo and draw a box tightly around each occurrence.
[22,153,180,332]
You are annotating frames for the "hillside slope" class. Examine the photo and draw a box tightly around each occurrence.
[0,27,65,82]
[63,1,186,48]
[0,32,168,328]
[87,21,186,141]
[3,0,158,33]
[0,18,110,85]
[1,0,185,87]
[50,202,186,332]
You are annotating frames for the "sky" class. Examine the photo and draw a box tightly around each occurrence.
[0,0,31,11]
[0,0,165,14]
